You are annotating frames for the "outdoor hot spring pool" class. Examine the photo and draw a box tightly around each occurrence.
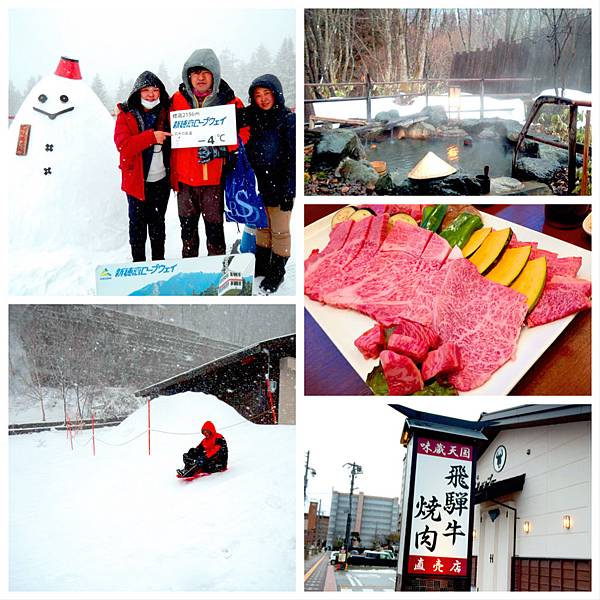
[367,137,513,180]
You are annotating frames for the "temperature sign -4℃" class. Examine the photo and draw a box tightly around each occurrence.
[170,104,237,149]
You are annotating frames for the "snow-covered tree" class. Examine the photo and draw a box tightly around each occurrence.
[274,37,296,107]
[91,73,113,113]
[9,80,24,117]
[22,75,41,99]
[156,62,176,95]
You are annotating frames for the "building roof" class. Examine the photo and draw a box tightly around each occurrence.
[390,403,591,454]
[135,333,295,398]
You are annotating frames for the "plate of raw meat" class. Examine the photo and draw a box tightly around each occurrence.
[304,205,591,396]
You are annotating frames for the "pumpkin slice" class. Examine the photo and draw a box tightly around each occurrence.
[510,257,547,312]
[462,227,492,257]
[485,245,532,286]
[468,228,513,273]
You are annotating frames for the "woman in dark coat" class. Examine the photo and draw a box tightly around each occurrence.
[114,71,171,262]
[242,74,295,294]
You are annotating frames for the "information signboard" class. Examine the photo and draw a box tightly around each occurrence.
[170,104,237,149]
[95,253,255,296]
[406,437,474,577]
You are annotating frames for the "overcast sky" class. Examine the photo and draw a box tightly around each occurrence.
[302,397,526,515]
[8,7,295,92]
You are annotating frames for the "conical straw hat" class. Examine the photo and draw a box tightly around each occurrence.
[407,151,457,180]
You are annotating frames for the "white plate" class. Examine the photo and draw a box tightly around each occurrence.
[583,212,592,236]
[304,210,591,396]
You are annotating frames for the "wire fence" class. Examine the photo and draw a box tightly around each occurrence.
[62,406,276,454]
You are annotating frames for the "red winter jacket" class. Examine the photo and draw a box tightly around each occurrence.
[114,105,170,201]
[199,421,225,458]
[169,86,250,190]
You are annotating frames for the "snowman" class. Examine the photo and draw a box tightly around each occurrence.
[8,56,128,294]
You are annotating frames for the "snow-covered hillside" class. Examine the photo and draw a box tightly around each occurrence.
[8,196,296,296]
[9,393,295,592]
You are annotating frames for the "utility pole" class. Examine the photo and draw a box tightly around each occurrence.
[304,451,316,501]
[343,462,363,551]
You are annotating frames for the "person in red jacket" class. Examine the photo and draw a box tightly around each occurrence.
[114,71,171,262]
[170,49,249,258]
[177,421,228,477]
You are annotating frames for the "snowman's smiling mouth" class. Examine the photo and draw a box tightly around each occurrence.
[33,106,75,120]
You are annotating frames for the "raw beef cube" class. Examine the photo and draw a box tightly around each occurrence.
[526,282,591,327]
[354,324,385,359]
[391,317,440,349]
[380,350,424,395]
[421,342,462,381]
[388,332,429,362]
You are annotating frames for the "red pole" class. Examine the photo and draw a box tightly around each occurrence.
[67,416,73,451]
[92,413,96,457]
[147,400,151,456]
[265,378,277,424]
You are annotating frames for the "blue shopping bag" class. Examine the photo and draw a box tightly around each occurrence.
[224,139,268,229]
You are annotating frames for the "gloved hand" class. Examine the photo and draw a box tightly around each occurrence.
[280,197,294,212]
[224,150,238,174]
[197,145,228,164]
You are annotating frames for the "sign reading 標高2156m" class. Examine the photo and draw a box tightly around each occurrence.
[170,104,237,149]
[407,437,474,577]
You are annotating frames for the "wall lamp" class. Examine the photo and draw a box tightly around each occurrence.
[563,515,572,530]
[523,520,531,534]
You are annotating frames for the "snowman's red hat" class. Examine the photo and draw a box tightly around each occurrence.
[55,57,82,80]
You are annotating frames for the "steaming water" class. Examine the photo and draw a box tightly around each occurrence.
[367,137,513,180]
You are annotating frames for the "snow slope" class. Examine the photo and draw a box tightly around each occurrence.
[9,392,295,592]
[8,194,296,296]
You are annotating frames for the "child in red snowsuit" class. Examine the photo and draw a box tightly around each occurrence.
[177,421,228,477]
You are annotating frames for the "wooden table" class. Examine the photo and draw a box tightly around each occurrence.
[304,204,591,396]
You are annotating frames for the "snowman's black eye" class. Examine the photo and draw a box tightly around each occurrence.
[60,95,69,103]
[38,94,48,103]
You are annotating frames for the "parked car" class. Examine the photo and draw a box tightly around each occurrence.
[329,551,339,565]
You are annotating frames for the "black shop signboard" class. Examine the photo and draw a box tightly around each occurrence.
[397,429,480,592]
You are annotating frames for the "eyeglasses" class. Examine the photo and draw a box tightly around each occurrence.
[202,430,210,435]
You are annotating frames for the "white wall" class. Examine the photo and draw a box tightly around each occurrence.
[474,421,591,560]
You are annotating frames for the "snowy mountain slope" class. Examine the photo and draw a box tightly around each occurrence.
[8,191,296,296]
[9,393,295,592]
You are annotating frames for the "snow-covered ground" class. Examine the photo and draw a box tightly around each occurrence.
[311,92,527,123]
[9,393,295,592]
[536,88,593,103]
[8,194,296,296]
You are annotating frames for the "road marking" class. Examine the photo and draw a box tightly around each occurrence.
[304,554,326,582]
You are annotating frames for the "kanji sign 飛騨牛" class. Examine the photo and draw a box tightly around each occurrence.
[408,437,473,577]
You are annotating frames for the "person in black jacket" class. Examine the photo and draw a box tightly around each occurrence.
[242,74,295,294]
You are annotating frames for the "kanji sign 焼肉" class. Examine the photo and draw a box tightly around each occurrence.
[408,437,473,577]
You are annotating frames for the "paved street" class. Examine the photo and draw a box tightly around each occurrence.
[335,567,396,592]
[304,552,331,592]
